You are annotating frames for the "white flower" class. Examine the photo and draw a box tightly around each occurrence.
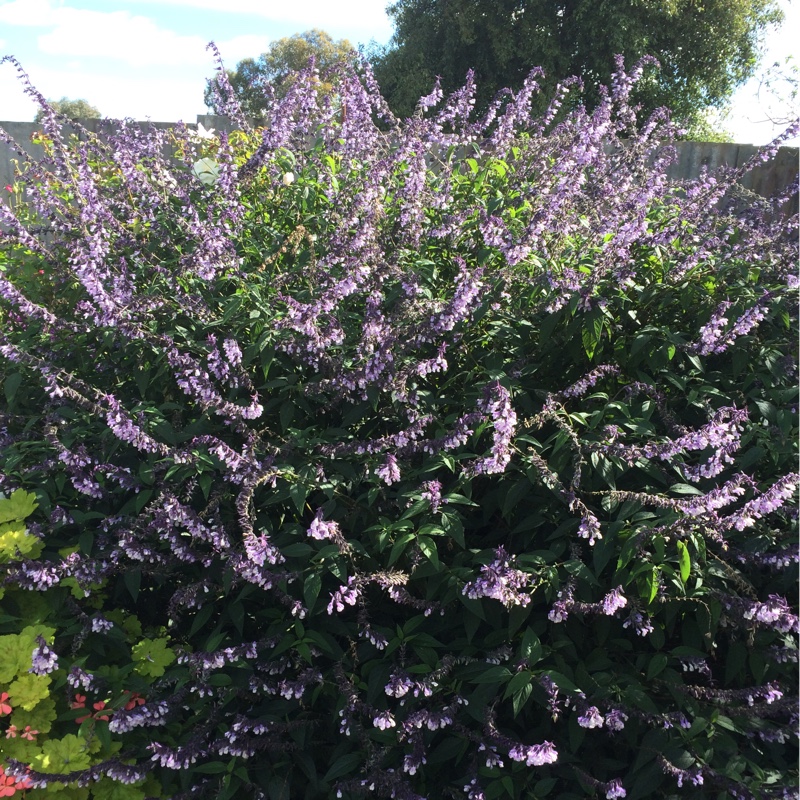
[193,122,217,141]
[282,171,295,186]
[192,157,219,186]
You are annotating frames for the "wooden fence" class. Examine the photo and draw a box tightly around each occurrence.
[1,115,797,209]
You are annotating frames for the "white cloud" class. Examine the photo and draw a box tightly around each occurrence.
[39,8,212,67]
[216,34,271,63]
[0,0,57,26]
[0,1,269,69]
[127,0,394,38]
[1,61,209,121]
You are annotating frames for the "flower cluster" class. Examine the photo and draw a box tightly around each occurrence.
[462,546,531,607]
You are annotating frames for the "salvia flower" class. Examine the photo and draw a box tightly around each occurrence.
[624,610,655,636]
[462,546,531,607]
[604,779,627,799]
[420,479,445,513]
[690,294,771,355]
[29,636,58,675]
[605,709,628,731]
[308,509,341,541]
[66,667,94,691]
[507,741,558,766]
[327,577,361,615]
[577,513,602,545]
[376,453,401,485]
[601,586,628,615]
[577,706,604,729]
[372,711,396,730]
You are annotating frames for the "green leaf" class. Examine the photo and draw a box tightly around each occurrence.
[520,628,542,666]
[512,682,533,717]
[279,401,295,432]
[676,540,691,583]
[645,566,659,604]
[469,665,512,684]
[0,489,38,524]
[388,532,414,566]
[3,372,22,406]
[323,753,363,782]
[304,572,322,610]
[193,762,228,774]
[289,483,308,515]
[124,569,141,602]
[646,652,668,680]
[417,536,439,568]
[582,309,604,360]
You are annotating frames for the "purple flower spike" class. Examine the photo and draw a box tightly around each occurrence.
[602,586,628,615]
[508,740,558,766]
[577,706,604,728]
[30,636,58,675]
[462,546,531,607]
[377,453,401,485]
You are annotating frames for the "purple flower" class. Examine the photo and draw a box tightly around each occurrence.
[327,577,360,614]
[420,480,445,513]
[478,743,504,768]
[605,709,628,731]
[577,706,604,729]
[725,474,799,531]
[30,636,58,675]
[578,513,602,545]
[91,615,113,633]
[244,532,284,566]
[604,779,626,799]
[376,453,401,485]
[308,509,341,541]
[690,295,771,355]
[559,365,619,399]
[508,740,558,766]
[385,673,414,698]
[462,546,531,607]
[549,583,574,623]
[372,711,396,730]
[623,610,654,636]
[66,666,94,691]
[601,586,628,615]
[468,382,517,476]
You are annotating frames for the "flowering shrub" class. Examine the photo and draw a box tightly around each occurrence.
[0,49,797,799]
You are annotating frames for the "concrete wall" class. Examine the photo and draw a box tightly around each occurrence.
[1,115,797,208]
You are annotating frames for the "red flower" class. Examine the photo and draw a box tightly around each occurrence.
[0,764,30,797]
[0,693,11,716]
[20,726,38,742]
[123,692,146,711]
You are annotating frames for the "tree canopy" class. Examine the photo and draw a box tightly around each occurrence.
[371,0,783,128]
[205,29,355,122]
[34,96,101,123]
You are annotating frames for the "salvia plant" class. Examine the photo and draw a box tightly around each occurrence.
[0,46,797,800]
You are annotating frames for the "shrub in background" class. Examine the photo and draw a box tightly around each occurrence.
[0,49,797,800]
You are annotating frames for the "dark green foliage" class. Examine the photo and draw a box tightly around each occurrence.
[373,0,783,126]
[204,29,355,122]
[34,96,101,123]
[0,57,797,799]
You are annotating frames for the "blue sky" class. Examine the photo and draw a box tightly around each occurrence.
[0,0,797,144]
